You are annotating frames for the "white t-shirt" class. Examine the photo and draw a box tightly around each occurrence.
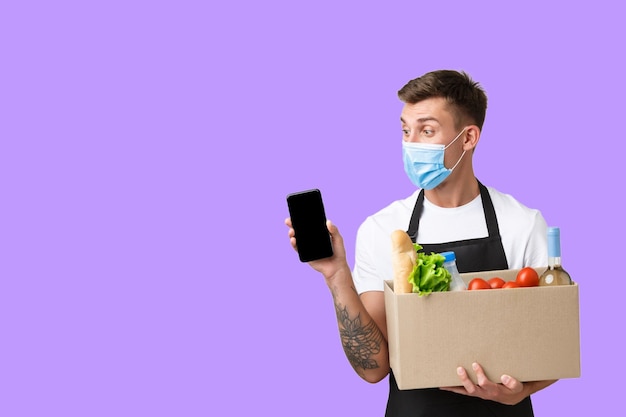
[352,186,548,294]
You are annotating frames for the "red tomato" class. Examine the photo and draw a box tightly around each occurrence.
[468,278,491,290]
[516,267,539,287]
[502,281,520,289]
[487,277,505,289]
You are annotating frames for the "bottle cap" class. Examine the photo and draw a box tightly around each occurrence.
[547,227,561,257]
[440,251,456,263]
[547,227,560,237]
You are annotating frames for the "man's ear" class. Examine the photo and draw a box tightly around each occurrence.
[463,126,480,151]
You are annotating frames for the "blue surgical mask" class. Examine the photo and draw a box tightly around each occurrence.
[402,128,467,190]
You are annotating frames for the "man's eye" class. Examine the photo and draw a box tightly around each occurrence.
[423,129,434,135]
[402,129,410,135]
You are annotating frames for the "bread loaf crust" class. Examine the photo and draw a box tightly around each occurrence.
[391,230,416,293]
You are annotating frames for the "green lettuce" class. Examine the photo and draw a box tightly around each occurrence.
[407,244,451,296]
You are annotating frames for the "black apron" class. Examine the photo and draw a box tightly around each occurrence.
[385,182,534,417]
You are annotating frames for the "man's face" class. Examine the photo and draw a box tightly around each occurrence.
[400,97,466,169]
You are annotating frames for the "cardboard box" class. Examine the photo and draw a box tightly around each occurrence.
[384,267,580,390]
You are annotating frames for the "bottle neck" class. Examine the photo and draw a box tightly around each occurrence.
[548,256,563,268]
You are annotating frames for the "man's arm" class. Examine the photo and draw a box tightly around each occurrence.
[327,268,390,383]
[286,218,390,383]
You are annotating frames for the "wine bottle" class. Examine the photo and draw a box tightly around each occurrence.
[539,227,572,286]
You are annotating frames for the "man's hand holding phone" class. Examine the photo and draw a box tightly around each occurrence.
[285,217,348,279]
[285,189,349,279]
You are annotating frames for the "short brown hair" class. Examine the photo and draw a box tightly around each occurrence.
[398,70,488,130]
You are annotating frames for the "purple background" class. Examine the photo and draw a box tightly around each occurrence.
[2,1,623,415]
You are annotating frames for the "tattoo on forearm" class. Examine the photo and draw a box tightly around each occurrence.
[334,303,382,374]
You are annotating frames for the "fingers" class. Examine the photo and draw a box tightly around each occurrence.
[445,363,525,405]
[284,217,297,251]
[326,219,341,239]
[285,218,295,240]
[472,362,490,387]
[446,363,497,397]
[500,374,523,394]
[285,217,342,253]
[455,366,479,395]
[472,363,504,399]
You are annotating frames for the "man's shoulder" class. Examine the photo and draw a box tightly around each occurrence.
[486,185,542,217]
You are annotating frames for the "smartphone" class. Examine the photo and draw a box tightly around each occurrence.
[286,189,334,262]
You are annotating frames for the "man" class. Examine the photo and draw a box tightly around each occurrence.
[285,70,556,416]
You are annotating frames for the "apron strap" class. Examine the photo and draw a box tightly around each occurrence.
[479,181,500,238]
[407,189,424,243]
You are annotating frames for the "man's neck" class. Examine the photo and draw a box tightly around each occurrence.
[424,176,480,208]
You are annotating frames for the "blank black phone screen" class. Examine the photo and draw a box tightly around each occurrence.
[286,189,334,262]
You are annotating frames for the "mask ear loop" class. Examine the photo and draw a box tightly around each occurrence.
[444,127,468,171]
[449,149,467,171]
[443,127,468,150]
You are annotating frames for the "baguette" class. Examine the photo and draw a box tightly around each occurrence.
[391,229,416,294]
